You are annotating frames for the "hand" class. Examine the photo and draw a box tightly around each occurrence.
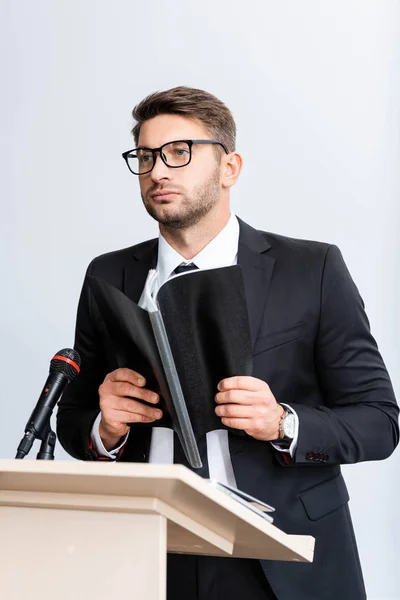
[98,368,163,450]
[215,376,284,441]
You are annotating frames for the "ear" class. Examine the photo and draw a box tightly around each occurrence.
[221,152,243,189]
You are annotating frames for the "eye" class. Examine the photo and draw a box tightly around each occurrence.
[174,147,189,157]
[139,153,152,164]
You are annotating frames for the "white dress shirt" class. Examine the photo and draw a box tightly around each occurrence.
[91,214,299,484]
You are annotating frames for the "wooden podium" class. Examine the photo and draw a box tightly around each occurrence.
[0,460,314,600]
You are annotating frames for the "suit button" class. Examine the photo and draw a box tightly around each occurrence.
[323,453,329,461]
[306,452,314,460]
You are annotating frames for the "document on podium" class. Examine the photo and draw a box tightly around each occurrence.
[209,480,275,523]
[88,265,252,469]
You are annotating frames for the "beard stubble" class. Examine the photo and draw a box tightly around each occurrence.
[141,166,221,229]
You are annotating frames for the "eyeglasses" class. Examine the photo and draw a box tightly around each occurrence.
[122,139,229,175]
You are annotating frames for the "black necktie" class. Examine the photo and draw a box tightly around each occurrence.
[173,262,198,275]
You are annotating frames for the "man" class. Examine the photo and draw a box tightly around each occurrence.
[57,86,399,600]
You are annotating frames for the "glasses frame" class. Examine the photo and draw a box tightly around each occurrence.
[122,139,229,175]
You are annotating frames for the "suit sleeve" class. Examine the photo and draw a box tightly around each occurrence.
[56,262,107,460]
[279,244,399,467]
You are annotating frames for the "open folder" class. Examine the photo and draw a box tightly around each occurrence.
[88,265,252,468]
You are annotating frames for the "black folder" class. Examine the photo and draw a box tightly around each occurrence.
[88,265,252,468]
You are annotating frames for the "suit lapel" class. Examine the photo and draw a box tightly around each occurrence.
[237,218,275,349]
[123,238,159,303]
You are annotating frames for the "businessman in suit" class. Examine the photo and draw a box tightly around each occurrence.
[57,86,399,600]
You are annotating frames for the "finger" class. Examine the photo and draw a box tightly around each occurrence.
[215,390,254,405]
[112,381,159,404]
[110,400,163,420]
[217,376,267,392]
[220,417,253,430]
[109,410,159,424]
[216,404,262,419]
[106,368,146,387]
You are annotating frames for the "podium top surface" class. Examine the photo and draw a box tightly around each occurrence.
[0,459,271,525]
[0,459,314,562]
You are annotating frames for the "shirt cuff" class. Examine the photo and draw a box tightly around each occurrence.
[90,412,129,459]
[270,403,299,457]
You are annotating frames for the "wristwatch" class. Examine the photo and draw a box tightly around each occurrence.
[277,407,296,444]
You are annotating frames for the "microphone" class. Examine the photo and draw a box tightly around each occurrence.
[15,348,81,459]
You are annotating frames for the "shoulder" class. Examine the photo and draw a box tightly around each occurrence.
[239,217,335,264]
[238,217,332,256]
[262,229,332,256]
[257,228,351,285]
[261,229,346,279]
[86,237,158,275]
[237,218,350,285]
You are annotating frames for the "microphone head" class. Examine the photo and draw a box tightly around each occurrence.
[50,348,81,382]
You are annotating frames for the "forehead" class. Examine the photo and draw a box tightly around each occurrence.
[138,114,210,148]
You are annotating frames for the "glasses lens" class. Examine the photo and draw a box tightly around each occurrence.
[162,141,191,167]
[127,149,154,174]
[125,141,191,174]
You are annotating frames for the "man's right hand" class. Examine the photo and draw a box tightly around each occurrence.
[98,368,163,451]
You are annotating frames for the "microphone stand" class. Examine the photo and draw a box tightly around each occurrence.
[36,427,56,460]
[15,420,57,460]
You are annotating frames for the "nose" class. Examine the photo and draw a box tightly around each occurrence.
[150,151,171,183]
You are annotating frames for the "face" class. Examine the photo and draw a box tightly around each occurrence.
[136,114,228,229]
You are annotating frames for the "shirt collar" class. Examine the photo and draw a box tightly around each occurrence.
[156,214,240,287]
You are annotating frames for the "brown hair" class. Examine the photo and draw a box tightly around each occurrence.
[131,86,236,152]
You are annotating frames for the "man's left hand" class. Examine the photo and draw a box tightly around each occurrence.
[215,376,284,441]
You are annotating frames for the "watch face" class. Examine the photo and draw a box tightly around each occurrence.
[283,414,296,438]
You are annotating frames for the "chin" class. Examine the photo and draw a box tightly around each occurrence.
[156,213,188,228]
[145,203,181,225]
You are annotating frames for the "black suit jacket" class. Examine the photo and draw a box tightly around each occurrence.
[57,218,399,600]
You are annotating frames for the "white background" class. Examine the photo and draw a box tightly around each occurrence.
[1,1,399,598]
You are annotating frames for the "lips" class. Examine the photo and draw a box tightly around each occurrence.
[150,191,179,201]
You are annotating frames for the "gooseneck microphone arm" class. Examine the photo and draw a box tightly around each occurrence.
[15,348,81,460]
